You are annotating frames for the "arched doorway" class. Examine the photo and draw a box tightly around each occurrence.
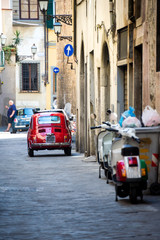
[100,42,110,121]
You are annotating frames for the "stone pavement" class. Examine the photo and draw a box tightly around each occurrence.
[0,132,160,240]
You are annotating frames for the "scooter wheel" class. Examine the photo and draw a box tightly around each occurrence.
[117,186,128,198]
[150,182,160,195]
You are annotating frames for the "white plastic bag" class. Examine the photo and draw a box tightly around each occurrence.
[142,105,160,127]
[122,116,141,128]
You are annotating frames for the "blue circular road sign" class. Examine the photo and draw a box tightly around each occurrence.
[64,44,74,57]
[53,67,59,74]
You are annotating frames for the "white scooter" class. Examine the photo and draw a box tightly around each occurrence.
[91,122,148,203]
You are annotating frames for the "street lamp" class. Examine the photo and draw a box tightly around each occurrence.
[31,44,37,60]
[38,0,49,85]
[38,0,49,13]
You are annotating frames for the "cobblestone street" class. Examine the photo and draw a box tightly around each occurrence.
[0,132,160,240]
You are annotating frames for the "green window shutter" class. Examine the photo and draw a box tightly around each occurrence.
[47,0,53,29]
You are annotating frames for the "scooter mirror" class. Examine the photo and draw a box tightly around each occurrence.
[90,113,97,120]
[106,109,112,115]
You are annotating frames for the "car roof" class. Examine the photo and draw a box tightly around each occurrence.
[34,109,69,119]
[33,111,65,118]
[17,107,34,110]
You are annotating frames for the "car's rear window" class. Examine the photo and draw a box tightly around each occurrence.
[38,116,61,124]
[24,109,34,115]
[18,108,33,116]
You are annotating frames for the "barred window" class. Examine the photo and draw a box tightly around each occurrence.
[20,0,39,20]
[21,63,40,92]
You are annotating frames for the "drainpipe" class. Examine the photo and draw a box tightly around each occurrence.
[109,0,113,26]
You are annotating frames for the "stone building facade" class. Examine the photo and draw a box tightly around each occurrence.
[73,0,160,155]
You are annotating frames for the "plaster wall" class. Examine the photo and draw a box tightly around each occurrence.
[76,0,118,154]
[2,0,11,9]
[0,59,16,125]
[116,0,128,30]
[12,25,46,110]
[2,9,13,46]
[0,7,15,125]
[0,0,2,35]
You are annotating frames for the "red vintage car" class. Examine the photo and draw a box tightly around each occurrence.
[27,111,72,157]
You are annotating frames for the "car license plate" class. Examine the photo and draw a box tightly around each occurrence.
[15,125,26,128]
[46,134,55,143]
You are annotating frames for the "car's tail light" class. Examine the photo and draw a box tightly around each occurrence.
[128,157,138,167]
[64,135,68,142]
[14,118,18,123]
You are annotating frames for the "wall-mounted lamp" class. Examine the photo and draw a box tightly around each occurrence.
[54,23,72,42]
[54,23,62,41]
[1,33,7,46]
[31,43,37,60]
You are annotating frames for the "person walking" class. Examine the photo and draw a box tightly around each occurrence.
[5,100,17,132]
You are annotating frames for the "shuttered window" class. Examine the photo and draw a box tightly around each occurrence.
[47,0,54,29]
[20,0,39,20]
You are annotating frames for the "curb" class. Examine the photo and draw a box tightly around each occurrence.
[83,155,97,162]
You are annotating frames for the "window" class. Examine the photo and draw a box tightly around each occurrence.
[38,116,61,124]
[20,0,39,20]
[21,63,40,92]
[118,28,128,60]
[24,108,34,115]
[17,109,24,116]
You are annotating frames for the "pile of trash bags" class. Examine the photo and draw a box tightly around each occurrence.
[119,106,160,128]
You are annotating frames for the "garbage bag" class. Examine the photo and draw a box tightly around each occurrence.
[122,116,141,128]
[119,106,135,127]
[142,105,160,127]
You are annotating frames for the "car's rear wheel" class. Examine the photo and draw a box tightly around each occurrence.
[28,147,34,157]
[64,147,71,156]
